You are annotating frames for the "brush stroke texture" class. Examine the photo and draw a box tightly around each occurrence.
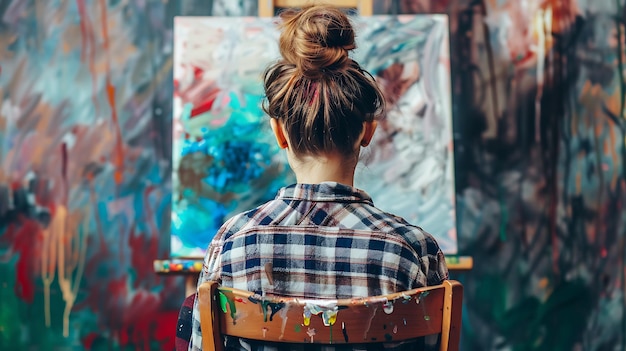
[171,15,457,257]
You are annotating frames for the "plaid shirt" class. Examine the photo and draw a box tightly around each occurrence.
[189,182,448,351]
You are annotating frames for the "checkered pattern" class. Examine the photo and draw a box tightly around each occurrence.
[189,182,448,351]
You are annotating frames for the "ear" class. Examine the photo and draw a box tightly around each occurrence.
[270,118,289,149]
[360,121,378,147]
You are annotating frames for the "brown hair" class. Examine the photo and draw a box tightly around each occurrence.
[263,5,385,158]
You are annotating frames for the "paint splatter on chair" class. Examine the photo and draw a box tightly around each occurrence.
[198,280,463,351]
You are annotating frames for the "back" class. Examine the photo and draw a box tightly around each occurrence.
[222,225,433,299]
[216,182,448,297]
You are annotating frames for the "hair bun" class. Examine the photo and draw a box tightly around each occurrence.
[279,5,356,79]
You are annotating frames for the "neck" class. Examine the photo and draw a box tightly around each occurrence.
[289,152,358,186]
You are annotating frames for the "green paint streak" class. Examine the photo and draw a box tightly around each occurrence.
[218,292,228,313]
[260,301,270,322]
[0,258,79,350]
[295,324,301,333]
[218,291,237,320]
[329,324,333,344]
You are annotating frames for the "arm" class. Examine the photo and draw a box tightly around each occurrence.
[403,226,449,287]
[426,248,449,285]
[419,229,449,286]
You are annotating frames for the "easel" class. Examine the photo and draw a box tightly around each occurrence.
[257,0,374,17]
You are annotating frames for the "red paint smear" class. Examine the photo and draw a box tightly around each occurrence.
[77,224,177,350]
[128,227,159,287]
[81,276,177,350]
[81,332,99,349]
[190,98,215,118]
[118,308,177,350]
[124,186,160,286]
[2,216,43,303]
[123,291,160,346]
[152,311,178,350]
[193,67,204,78]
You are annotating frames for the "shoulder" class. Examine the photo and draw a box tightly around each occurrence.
[367,206,442,257]
[398,224,443,257]
[218,209,257,238]
[218,199,282,239]
[372,211,448,284]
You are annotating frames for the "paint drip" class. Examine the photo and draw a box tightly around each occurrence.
[307,328,316,343]
[279,304,290,340]
[417,291,430,304]
[249,296,285,322]
[342,322,349,342]
[382,301,394,314]
[303,303,338,327]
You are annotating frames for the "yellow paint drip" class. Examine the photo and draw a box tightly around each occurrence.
[303,304,339,327]
[323,311,337,326]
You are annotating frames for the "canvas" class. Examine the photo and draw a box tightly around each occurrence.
[172,15,457,257]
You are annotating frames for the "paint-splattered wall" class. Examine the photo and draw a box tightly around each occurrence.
[0,0,182,349]
[0,0,624,350]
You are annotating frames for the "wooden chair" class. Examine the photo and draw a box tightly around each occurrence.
[258,0,374,17]
[198,280,463,351]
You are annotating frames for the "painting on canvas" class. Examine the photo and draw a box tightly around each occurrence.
[172,15,457,257]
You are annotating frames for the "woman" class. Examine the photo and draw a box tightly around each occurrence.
[188,5,448,351]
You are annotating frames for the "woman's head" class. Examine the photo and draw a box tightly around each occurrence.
[263,5,384,161]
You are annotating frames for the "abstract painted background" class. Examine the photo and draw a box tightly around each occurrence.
[0,0,625,350]
[172,14,457,258]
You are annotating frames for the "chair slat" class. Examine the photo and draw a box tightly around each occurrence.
[199,281,462,349]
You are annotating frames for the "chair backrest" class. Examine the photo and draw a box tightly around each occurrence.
[258,0,373,17]
[198,280,463,351]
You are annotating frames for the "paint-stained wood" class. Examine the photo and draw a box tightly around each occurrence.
[198,280,463,351]
[198,281,224,351]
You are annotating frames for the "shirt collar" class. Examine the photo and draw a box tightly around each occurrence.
[276,182,374,205]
